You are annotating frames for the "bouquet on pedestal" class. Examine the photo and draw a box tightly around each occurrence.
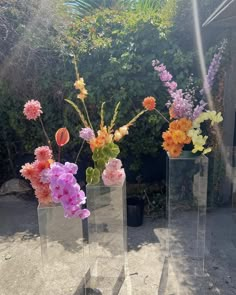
[152,40,226,157]
[66,58,157,185]
[20,100,90,219]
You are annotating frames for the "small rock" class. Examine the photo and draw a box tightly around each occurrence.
[0,178,31,196]
[4,254,12,260]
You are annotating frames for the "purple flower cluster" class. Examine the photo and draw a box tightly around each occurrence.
[41,162,90,219]
[201,39,227,95]
[192,100,207,120]
[152,59,194,119]
[79,127,95,142]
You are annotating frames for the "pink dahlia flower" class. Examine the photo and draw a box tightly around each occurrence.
[23,99,43,120]
[34,146,52,161]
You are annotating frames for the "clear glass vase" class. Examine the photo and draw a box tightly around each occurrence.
[38,203,89,294]
[165,152,208,293]
[85,181,127,295]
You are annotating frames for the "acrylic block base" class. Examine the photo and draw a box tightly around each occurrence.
[167,152,208,277]
[38,203,89,295]
[86,181,127,295]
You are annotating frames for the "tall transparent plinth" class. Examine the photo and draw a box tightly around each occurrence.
[164,152,208,294]
[38,203,89,295]
[86,181,127,295]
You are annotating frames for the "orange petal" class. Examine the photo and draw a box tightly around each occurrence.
[55,128,70,147]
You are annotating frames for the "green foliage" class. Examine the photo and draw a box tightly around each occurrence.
[0,0,224,185]
[64,7,195,172]
[92,143,120,172]
[86,167,100,184]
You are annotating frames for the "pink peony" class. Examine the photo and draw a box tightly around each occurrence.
[34,146,52,161]
[23,99,43,120]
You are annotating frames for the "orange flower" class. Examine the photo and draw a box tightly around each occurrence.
[162,141,172,151]
[169,144,183,158]
[171,130,186,144]
[142,96,156,111]
[162,131,173,144]
[169,120,180,130]
[184,136,192,144]
[55,128,70,147]
[178,118,192,132]
[169,107,176,119]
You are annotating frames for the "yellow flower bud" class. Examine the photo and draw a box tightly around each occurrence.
[114,130,122,142]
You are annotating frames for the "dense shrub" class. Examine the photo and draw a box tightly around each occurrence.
[0,0,224,186]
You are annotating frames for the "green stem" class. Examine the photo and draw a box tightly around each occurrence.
[39,117,53,151]
[75,140,85,164]
[82,100,94,130]
[154,108,169,123]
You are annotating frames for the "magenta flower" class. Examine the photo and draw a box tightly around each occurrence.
[45,162,89,219]
[79,128,95,142]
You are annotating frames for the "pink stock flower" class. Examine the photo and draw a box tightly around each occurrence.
[105,158,122,171]
[79,128,95,142]
[34,146,52,161]
[102,158,125,186]
[23,99,43,120]
[160,70,173,82]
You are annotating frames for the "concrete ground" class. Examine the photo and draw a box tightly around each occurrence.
[1,195,236,295]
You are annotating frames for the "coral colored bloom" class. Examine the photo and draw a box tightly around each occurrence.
[172,130,186,145]
[20,163,36,180]
[23,100,43,120]
[169,145,183,158]
[34,146,52,161]
[55,128,70,147]
[169,120,180,130]
[162,131,173,144]
[178,118,192,132]
[143,96,156,111]
[79,128,95,142]
[162,141,172,151]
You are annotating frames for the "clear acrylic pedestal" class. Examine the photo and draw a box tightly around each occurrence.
[86,181,127,295]
[38,203,89,295]
[165,152,208,294]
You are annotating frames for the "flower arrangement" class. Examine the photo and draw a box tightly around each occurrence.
[65,58,157,186]
[152,40,226,158]
[20,100,90,219]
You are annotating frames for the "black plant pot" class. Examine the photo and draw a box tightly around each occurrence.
[127,197,144,227]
